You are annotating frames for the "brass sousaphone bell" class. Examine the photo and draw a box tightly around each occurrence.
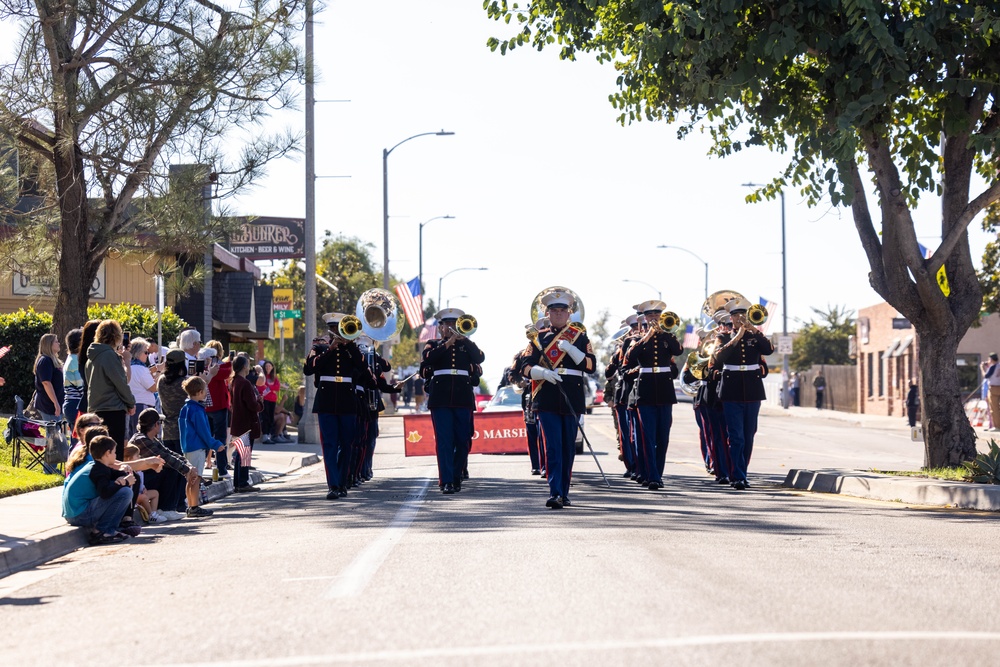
[529,285,586,325]
[355,288,406,342]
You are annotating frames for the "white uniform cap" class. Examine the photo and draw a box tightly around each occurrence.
[322,312,348,325]
[541,291,574,309]
[434,307,465,321]
[637,299,667,314]
[725,298,752,314]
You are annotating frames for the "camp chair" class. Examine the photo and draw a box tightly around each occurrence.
[5,395,68,474]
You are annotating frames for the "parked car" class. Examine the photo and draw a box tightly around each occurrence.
[475,392,493,412]
[483,386,584,453]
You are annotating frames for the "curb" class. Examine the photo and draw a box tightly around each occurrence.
[0,454,323,579]
[783,469,1000,511]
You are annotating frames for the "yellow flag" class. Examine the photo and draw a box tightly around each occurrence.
[936,264,950,297]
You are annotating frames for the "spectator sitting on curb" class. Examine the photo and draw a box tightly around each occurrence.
[178,376,224,518]
[125,443,164,524]
[66,414,164,480]
[62,435,135,545]
[129,408,200,521]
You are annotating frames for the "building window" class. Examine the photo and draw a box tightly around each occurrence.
[867,352,874,398]
[878,353,885,397]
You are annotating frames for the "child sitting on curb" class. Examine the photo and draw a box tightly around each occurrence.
[178,376,225,518]
[62,435,135,545]
[125,443,165,524]
[128,408,204,521]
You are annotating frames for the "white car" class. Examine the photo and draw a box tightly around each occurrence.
[483,384,585,453]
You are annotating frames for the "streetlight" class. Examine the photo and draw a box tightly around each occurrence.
[657,245,708,303]
[621,279,662,300]
[382,131,455,291]
[439,267,488,307]
[419,215,455,307]
[743,181,789,409]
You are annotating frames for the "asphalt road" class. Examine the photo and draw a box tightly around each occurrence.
[3,407,999,666]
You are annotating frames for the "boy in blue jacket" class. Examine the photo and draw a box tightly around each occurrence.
[179,376,225,518]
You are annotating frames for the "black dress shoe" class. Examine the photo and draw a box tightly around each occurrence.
[732,480,747,491]
[630,473,638,481]
[622,471,632,478]
[326,489,340,500]
[338,487,348,497]
[636,477,646,485]
[716,477,730,484]
[647,481,661,491]
[531,469,541,476]
[560,496,571,506]
[462,470,470,480]
[443,484,455,495]
[236,485,259,493]
[545,496,563,509]
[453,483,462,492]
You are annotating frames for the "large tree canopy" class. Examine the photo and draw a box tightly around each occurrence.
[486,0,1000,466]
[0,0,304,335]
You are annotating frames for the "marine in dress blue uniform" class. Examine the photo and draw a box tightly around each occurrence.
[420,308,486,494]
[521,290,596,509]
[303,313,367,500]
[622,300,683,490]
[355,335,399,483]
[711,298,774,490]
[604,314,640,477]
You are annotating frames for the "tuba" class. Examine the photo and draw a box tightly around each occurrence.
[702,289,747,323]
[529,285,586,325]
[456,314,478,336]
[355,288,405,342]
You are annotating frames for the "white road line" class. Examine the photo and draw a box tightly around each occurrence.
[324,478,430,599]
[158,630,1000,666]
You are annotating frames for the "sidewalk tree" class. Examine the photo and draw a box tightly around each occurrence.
[790,305,856,371]
[487,1,1000,467]
[0,0,304,337]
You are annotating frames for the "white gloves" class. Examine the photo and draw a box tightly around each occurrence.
[529,365,562,384]
[557,339,586,364]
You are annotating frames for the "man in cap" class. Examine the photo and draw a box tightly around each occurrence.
[354,334,399,484]
[605,313,640,478]
[711,298,774,490]
[420,308,486,494]
[522,290,596,509]
[622,300,683,491]
[304,313,367,500]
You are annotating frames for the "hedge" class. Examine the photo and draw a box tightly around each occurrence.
[0,305,187,413]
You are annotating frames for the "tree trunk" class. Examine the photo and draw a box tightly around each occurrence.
[50,144,98,340]
[917,329,978,468]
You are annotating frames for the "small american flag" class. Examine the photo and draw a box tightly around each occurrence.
[682,324,700,349]
[230,431,252,468]
[759,296,780,336]
[394,276,425,329]
[0,345,10,361]
[418,317,438,343]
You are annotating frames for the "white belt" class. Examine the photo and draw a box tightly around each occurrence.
[555,368,583,377]
[434,369,469,376]
[639,367,670,374]
[723,364,760,371]
[319,375,353,384]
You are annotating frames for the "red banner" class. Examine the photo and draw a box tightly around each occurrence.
[403,411,528,457]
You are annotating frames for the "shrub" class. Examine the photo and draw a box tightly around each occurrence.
[963,440,1000,485]
[0,308,55,411]
[0,304,187,414]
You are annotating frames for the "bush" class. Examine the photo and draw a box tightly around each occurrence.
[963,440,1000,484]
[0,305,188,414]
[0,308,55,412]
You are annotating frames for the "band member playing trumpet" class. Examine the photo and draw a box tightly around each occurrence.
[622,300,683,491]
[304,313,367,500]
[522,290,596,509]
[711,298,774,490]
[605,314,640,478]
[420,308,485,494]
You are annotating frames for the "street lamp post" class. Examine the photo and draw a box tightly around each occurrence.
[382,131,455,291]
[743,182,789,409]
[621,279,662,300]
[657,245,708,303]
[439,267,488,307]
[419,215,455,308]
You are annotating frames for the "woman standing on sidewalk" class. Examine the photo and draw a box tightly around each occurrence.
[85,320,136,459]
[229,355,263,492]
[33,333,64,422]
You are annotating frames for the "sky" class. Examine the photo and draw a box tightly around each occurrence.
[4,2,997,387]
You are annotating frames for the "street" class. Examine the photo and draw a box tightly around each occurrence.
[2,407,1000,666]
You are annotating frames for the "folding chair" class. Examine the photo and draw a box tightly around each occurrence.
[7,396,67,474]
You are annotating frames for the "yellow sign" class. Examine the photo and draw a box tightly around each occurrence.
[936,265,950,297]
[273,288,295,338]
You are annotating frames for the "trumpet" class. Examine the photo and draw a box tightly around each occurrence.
[658,311,680,332]
[338,315,362,340]
[747,303,768,326]
[456,314,478,337]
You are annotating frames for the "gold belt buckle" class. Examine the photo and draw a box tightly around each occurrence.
[334,377,343,382]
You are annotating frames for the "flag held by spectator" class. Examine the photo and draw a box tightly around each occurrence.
[230,431,252,468]
[395,277,425,328]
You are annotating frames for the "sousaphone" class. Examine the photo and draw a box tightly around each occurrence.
[529,286,586,325]
[355,288,406,342]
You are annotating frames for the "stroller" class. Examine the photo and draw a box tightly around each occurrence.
[4,395,69,475]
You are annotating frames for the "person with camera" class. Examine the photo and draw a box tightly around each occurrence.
[304,314,367,500]
[85,320,136,460]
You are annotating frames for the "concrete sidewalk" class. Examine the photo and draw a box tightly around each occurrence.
[782,468,1000,510]
[0,441,321,578]
[761,403,912,430]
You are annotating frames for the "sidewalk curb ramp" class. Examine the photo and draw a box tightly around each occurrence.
[783,469,1000,511]
[0,453,321,579]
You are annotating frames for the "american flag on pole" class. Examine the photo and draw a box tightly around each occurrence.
[394,277,425,328]
[229,431,252,468]
[759,296,780,336]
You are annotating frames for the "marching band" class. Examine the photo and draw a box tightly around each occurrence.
[303,285,774,504]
